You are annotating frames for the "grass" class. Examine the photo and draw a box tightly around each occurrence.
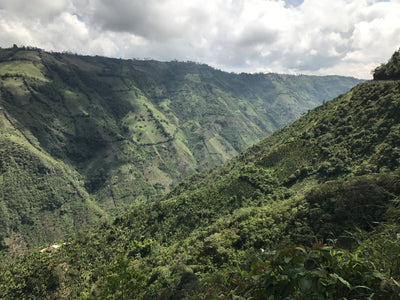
[0,61,48,81]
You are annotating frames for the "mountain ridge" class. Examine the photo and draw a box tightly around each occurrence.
[0,47,361,252]
[1,49,399,298]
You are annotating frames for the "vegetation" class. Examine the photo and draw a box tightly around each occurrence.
[1,50,400,298]
[0,47,360,252]
[373,48,400,80]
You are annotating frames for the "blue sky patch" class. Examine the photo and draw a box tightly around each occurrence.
[284,0,304,8]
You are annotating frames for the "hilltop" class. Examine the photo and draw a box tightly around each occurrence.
[373,48,400,80]
[1,50,399,299]
[0,47,361,253]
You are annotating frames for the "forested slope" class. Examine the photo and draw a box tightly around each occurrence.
[1,51,399,299]
[0,47,360,252]
[0,106,107,257]
[373,48,400,80]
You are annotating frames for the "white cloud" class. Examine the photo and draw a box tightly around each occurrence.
[0,0,399,78]
[0,0,70,21]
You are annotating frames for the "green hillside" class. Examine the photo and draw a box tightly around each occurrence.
[0,47,361,252]
[1,51,399,299]
[0,102,108,257]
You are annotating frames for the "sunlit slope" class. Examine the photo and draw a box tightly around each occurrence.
[0,47,361,210]
[0,47,361,256]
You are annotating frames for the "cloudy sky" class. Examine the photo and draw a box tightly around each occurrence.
[0,0,399,78]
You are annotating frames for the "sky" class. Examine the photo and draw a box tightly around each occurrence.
[0,0,400,79]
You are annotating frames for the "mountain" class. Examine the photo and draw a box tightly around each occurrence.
[0,47,361,253]
[1,50,399,299]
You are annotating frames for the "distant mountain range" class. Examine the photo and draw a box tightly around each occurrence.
[0,47,361,253]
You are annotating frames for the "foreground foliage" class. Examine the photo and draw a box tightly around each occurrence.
[206,226,400,299]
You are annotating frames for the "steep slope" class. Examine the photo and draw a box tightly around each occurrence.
[1,53,398,298]
[0,105,107,257]
[0,47,361,251]
[0,47,361,209]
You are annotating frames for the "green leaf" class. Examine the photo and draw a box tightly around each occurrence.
[289,267,305,279]
[292,255,305,264]
[330,273,352,289]
[299,276,313,293]
[304,258,317,270]
[311,269,328,278]
[372,270,384,279]
[352,285,373,291]
[295,246,307,253]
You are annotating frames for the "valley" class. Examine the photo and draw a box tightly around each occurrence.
[0,47,361,252]
[1,49,400,298]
